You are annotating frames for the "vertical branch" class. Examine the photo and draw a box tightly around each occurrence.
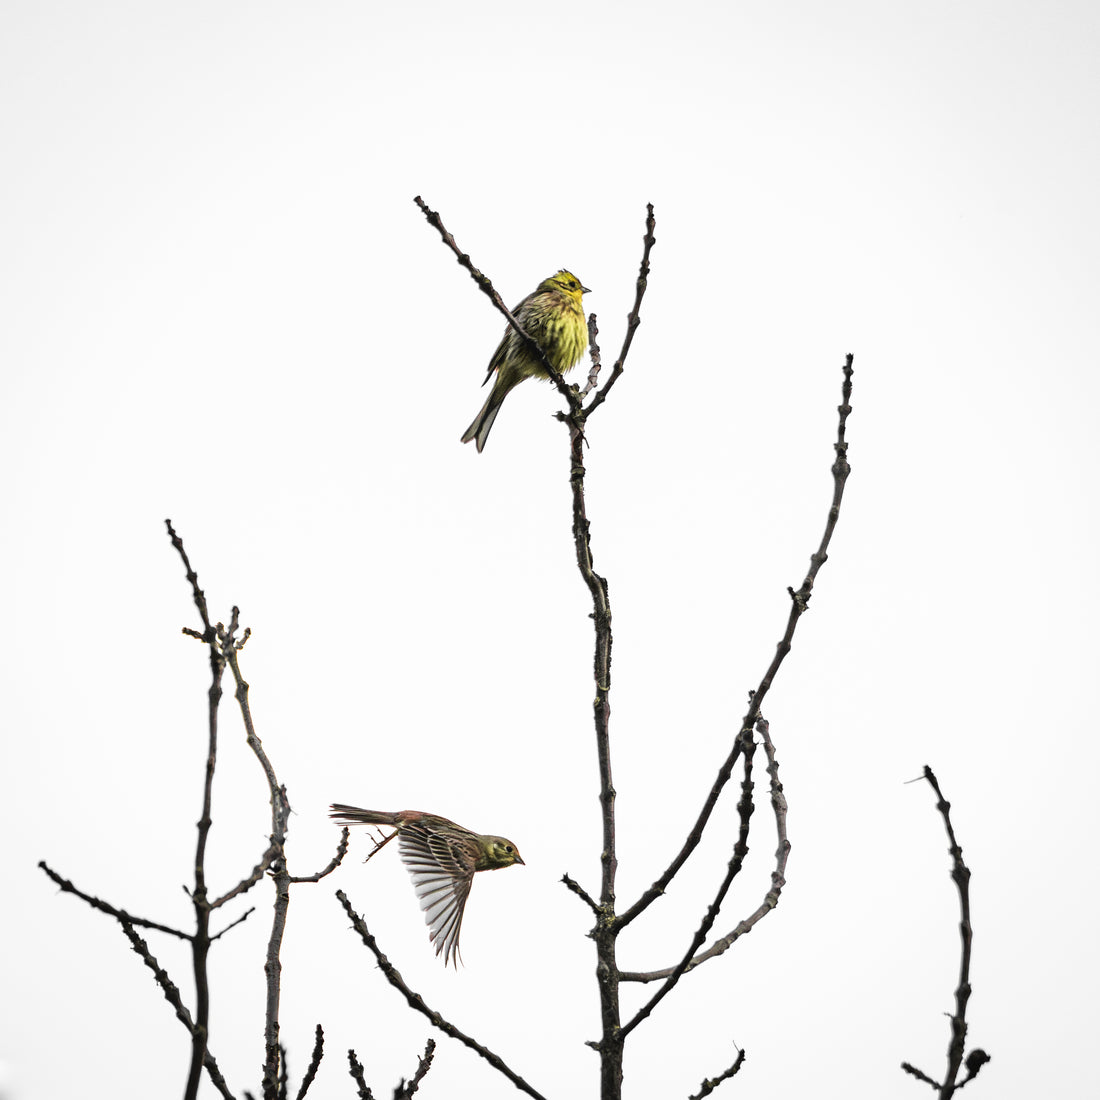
[902,767,989,1096]
[224,644,292,1100]
[566,410,622,1099]
[561,204,655,1100]
[185,610,227,1100]
[166,519,222,1100]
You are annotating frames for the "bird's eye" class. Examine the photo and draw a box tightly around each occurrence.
[506,845,514,853]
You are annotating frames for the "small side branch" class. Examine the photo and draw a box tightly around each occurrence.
[621,715,790,983]
[561,872,600,915]
[902,766,989,1097]
[336,891,546,1100]
[619,737,758,1039]
[396,1038,437,1099]
[38,861,192,941]
[212,841,281,908]
[413,195,573,402]
[579,315,603,398]
[118,919,235,1100]
[584,203,656,415]
[689,1047,746,1099]
[290,828,350,883]
[618,354,853,931]
[347,1049,375,1100]
[293,1024,325,1100]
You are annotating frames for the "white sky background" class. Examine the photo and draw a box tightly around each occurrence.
[2,1,1098,1097]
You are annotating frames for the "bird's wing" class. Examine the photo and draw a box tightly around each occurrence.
[398,825,476,967]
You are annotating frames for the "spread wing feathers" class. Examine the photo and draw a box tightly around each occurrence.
[398,825,476,967]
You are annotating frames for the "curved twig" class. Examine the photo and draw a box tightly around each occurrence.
[583,203,656,416]
[619,736,757,1039]
[689,1047,746,1099]
[621,715,791,982]
[617,354,854,931]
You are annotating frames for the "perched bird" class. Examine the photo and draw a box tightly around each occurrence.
[461,269,591,452]
[330,804,524,966]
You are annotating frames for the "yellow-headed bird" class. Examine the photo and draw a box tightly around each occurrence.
[462,269,590,451]
[330,804,524,966]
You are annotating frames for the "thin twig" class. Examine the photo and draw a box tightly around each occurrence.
[336,891,546,1100]
[618,354,854,932]
[561,873,600,915]
[619,735,757,1040]
[413,195,575,403]
[290,828,350,883]
[396,1038,437,1099]
[212,842,282,908]
[278,1042,289,1100]
[579,315,603,398]
[168,526,231,1100]
[38,861,192,940]
[583,203,656,415]
[689,1047,746,1099]
[166,518,213,637]
[902,766,987,1097]
[620,714,790,982]
[221,641,293,1100]
[347,1049,375,1100]
[293,1025,325,1100]
[118,919,236,1100]
[210,905,256,941]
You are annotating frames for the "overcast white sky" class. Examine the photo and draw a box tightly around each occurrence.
[3,2,1098,1098]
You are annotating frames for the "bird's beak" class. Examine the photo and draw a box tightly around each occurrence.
[515,854,526,865]
[582,285,592,294]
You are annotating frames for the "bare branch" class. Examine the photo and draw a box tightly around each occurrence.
[210,906,256,942]
[413,194,574,403]
[901,1062,940,1089]
[619,737,758,1039]
[578,315,603,398]
[293,1025,325,1100]
[38,861,192,940]
[621,714,791,982]
[290,828,350,884]
[689,1046,746,1099]
[212,841,281,909]
[347,1049,375,1100]
[561,873,600,915]
[118,919,235,1100]
[336,890,546,1100]
[165,522,230,1100]
[902,766,987,1097]
[166,518,214,638]
[618,354,854,931]
[395,1038,437,1099]
[583,203,656,415]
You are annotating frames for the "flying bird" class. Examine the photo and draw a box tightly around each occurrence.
[330,804,524,966]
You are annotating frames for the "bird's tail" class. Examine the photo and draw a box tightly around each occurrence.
[460,373,514,452]
[329,804,398,826]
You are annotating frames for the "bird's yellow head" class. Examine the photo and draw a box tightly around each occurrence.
[477,835,525,871]
[541,269,591,305]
